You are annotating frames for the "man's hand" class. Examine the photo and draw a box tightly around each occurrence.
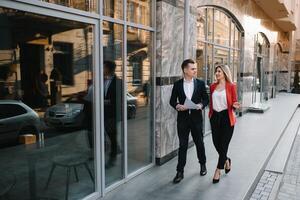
[176,104,188,111]
[196,103,203,110]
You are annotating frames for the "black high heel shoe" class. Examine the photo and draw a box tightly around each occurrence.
[225,158,231,174]
[212,170,220,184]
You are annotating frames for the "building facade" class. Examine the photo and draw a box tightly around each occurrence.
[0,0,299,199]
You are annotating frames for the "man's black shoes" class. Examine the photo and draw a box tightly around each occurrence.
[173,172,184,183]
[200,164,207,176]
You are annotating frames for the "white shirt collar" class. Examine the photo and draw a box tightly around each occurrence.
[183,78,194,83]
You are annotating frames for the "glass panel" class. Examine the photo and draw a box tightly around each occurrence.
[206,44,213,86]
[127,0,151,26]
[234,26,240,49]
[196,42,205,80]
[214,48,229,66]
[204,44,213,135]
[233,50,240,83]
[40,0,97,12]
[103,0,123,19]
[207,8,213,42]
[0,7,95,199]
[214,10,230,46]
[231,22,235,47]
[197,8,206,42]
[102,22,124,187]
[127,27,152,174]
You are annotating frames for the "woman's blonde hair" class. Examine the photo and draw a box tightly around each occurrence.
[214,64,233,83]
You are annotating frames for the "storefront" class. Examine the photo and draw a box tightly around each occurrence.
[0,0,155,199]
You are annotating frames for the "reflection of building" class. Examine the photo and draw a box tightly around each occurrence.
[0,0,300,199]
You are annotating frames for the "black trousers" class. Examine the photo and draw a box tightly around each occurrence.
[177,115,206,173]
[210,109,234,169]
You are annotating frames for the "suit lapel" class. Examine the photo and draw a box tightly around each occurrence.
[179,79,186,99]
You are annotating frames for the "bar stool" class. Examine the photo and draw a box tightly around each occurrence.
[45,152,94,200]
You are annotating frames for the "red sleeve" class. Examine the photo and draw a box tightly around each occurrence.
[232,84,238,103]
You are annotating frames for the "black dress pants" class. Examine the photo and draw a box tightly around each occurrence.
[177,115,206,173]
[210,109,234,169]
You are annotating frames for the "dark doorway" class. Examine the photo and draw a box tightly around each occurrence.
[20,43,45,107]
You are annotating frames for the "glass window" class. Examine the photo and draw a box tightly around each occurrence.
[103,0,123,19]
[234,26,240,49]
[197,8,206,42]
[39,0,97,13]
[0,104,27,119]
[214,10,230,46]
[207,8,213,42]
[231,22,235,47]
[102,21,124,187]
[196,42,205,80]
[127,0,151,26]
[127,27,152,174]
[0,7,95,199]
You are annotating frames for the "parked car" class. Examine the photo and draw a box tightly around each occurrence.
[44,93,137,129]
[0,100,40,148]
[44,96,85,129]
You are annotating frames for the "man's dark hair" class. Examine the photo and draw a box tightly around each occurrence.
[181,59,195,71]
[104,60,117,73]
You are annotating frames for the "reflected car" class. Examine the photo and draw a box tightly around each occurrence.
[127,93,137,119]
[44,96,85,129]
[0,100,40,147]
[44,93,137,129]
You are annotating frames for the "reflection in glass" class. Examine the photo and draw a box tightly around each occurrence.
[127,0,151,26]
[207,8,213,42]
[231,22,235,47]
[102,22,124,187]
[214,9,230,46]
[40,0,97,12]
[214,48,229,66]
[0,7,95,199]
[196,42,205,80]
[235,26,240,49]
[103,0,123,19]
[206,44,213,86]
[197,8,206,42]
[127,27,152,174]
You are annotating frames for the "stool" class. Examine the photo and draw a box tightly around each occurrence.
[45,153,94,200]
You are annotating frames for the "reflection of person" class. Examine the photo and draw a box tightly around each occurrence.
[169,59,209,184]
[83,81,93,148]
[50,67,62,105]
[36,72,49,108]
[143,81,150,105]
[104,60,122,167]
[209,64,240,184]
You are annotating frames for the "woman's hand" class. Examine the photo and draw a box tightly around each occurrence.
[233,102,241,109]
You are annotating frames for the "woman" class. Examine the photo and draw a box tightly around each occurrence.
[209,64,240,184]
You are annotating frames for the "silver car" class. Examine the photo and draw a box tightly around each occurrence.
[0,100,40,147]
[44,97,85,129]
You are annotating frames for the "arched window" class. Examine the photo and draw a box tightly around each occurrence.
[196,6,243,86]
[252,32,270,104]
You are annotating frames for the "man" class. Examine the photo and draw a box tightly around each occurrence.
[103,60,122,167]
[169,59,209,183]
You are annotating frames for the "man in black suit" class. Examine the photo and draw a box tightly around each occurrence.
[104,60,122,167]
[169,59,209,183]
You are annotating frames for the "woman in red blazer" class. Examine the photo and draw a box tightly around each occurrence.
[209,64,240,184]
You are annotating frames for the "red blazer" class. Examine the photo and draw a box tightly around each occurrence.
[209,82,238,126]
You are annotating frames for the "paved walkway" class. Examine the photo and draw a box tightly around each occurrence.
[101,93,300,200]
[276,134,300,200]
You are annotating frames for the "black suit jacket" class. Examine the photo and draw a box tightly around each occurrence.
[104,76,122,120]
[169,78,209,121]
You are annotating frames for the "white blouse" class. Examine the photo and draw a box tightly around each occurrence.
[212,89,228,112]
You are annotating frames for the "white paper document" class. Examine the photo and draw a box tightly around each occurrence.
[183,98,198,109]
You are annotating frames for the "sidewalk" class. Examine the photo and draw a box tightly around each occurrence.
[102,93,300,200]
